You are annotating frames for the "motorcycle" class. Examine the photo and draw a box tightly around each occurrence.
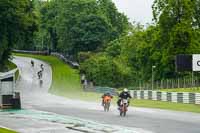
[119,99,128,117]
[103,99,111,112]
[39,79,43,87]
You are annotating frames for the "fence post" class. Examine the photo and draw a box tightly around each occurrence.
[178,78,180,88]
[184,78,186,88]
[139,80,142,90]
[192,71,194,87]
[167,79,168,89]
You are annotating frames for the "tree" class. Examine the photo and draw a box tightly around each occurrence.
[0,0,38,70]
[81,54,133,87]
[152,0,200,78]
[68,14,111,56]
[34,0,129,58]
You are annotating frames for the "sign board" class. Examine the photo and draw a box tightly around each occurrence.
[175,55,192,72]
[193,54,200,71]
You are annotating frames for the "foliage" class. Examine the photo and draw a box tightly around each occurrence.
[0,0,38,70]
[82,0,200,87]
[81,54,133,87]
[35,0,129,57]
[78,52,94,63]
[3,0,200,88]
[152,0,200,78]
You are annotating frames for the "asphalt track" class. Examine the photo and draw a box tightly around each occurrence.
[1,56,200,133]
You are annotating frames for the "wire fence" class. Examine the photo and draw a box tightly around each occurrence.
[131,76,200,90]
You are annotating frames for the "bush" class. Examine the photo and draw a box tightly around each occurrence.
[81,54,134,87]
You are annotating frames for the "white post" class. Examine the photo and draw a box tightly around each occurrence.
[152,66,156,90]
[192,71,194,87]
[178,78,180,88]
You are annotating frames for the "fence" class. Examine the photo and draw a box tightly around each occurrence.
[133,76,200,90]
[130,90,200,105]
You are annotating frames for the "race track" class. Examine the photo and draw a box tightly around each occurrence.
[1,56,200,133]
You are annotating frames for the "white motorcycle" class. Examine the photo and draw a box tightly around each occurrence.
[119,99,129,117]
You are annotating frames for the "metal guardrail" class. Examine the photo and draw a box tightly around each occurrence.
[51,52,79,69]
[130,90,200,104]
[84,85,117,96]
[13,50,49,55]
[95,86,117,95]
[13,50,80,69]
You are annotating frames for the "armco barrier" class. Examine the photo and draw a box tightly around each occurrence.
[51,52,79,69]
[131,90,200,105]
[84,86,117,96]
[13,50,79,69]
[13,50,49,55]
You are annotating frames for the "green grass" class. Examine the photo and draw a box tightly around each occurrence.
[14,53,200,113]
[4,60,19,79]
[0,128,17,133]
[6,61,17,71]
[131,99,200,113]
[160,88,200,93]
[14,53,102,101]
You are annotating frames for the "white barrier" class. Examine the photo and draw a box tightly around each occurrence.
[171,92,177,103]
[195,93,200,104]
[183,93,189,104]
[144,91,148,100]
[161,92,167,101]
[130,90,200,105]
[130,90,134,98]
[152,91,157,100]
[137,91,141,99]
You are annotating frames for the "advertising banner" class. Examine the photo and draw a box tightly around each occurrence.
[192,54,200,71]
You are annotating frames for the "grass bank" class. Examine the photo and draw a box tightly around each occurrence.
[131,99,200,113]
[2,60,19,79]
[14,53,102,101]
[14,53,200,113]
[0,60,17,72]
[0,128,17,133]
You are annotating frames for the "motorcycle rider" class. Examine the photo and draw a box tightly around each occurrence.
[117,88,132,109]
[37,70,42,79]
[101,92,113,106]
[40,64,44,71]
[31,60,34,67]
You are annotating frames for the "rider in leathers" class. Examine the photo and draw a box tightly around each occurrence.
[117,88,132,108]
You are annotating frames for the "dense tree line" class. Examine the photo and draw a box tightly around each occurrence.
[1,0,200,88]
[0,0,38,71]
[81,0,200,87]
[33,0,129,58]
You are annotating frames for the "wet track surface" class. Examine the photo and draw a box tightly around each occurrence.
[0,56,200,133]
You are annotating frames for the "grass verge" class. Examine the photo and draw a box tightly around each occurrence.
[14,53,200,113]
[131,99,200,113]
[0,128,17,133]
[4,60,19,79]
[13,53,102,101]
